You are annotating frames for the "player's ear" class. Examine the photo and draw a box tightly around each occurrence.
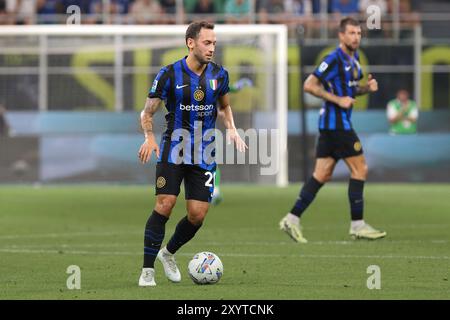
[187,38,195,51]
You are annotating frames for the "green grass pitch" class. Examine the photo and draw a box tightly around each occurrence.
[0,184,449,299]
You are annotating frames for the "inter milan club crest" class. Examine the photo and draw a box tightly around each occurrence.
[209,79,218,91]
[354,141,362,152]
[194,89,204,101]
[156,176,166,188]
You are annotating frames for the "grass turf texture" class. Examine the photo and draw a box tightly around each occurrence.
[0,184,449,299]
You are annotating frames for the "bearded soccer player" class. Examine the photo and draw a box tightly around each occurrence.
[280,17,386,243]
[137,21,247,286]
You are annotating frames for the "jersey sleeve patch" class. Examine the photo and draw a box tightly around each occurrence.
[148,66,170,100]
[313,54,337,83]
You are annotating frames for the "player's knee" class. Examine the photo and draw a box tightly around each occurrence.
[155,197,176,215]
[352,164,368,180]
[314,171,332,183]
[187,210,207,226]
[361,164,369,178]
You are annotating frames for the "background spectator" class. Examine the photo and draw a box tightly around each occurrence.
[129,0,162,24]
[0,0,10,24]
[386,89,419,134]
[330,0,359,14]
[36,0,63,24]
[387,0,420,38]
[160,0,184,24]
[0,104,10,137]
[192,0,216,23]
[10,0,37,24]
[258,0,287,24]
[284,0,314,37]
[94,0,132,23]
[225,0,250,24]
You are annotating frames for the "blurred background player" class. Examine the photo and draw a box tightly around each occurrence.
[137,21,247,286]
[211,77,253,206]
[279,17,386,243]
[387,88,418,135]
[0,104,10,137]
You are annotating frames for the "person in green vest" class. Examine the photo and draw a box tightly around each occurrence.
[211,77,253,206]
[386,89,419,135]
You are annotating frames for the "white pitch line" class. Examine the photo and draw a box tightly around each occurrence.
[0,248,136,256]
[205,240,450,246]
[0,231,132,240]
[1,239,448,249]
[0,225,449,240]
[0,248,449,261]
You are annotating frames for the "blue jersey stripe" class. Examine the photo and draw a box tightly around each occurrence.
[328,105,336,130]
[173,60,186,164]
[319,108,325,130]
[158,139,165,162]
[341,109,351,130]
[334,76,344,97]
[197,65,210,164]
[174,60,183,129]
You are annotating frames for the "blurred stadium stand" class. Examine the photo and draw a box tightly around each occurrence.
[0,0,449,184]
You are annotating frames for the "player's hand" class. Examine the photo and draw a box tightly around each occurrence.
[337,96,356,109]
[138,135,160,164]
[227,129,248,153]
[367,74,378,92]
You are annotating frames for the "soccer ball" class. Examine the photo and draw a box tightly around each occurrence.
[188,252,223,285]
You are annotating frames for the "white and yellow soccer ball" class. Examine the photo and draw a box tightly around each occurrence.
[188,252,223,285]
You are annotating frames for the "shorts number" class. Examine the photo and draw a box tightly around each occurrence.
[204,171,215,187]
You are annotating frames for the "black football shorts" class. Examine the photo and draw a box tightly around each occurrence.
[155,162,216,203]
[316,129,364,161]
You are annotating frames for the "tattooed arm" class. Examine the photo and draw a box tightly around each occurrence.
[138,97,162,163]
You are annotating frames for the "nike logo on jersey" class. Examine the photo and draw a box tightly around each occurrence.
[176,84,188,89]
[345,66,352,71]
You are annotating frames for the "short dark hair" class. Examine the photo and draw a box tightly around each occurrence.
[185,21,215,45]
[339,17,361,33]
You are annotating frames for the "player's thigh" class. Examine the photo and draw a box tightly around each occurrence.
[184,165,215,203]
[155,162,184,199]
[343,154,368,180]
[313,157,336,182]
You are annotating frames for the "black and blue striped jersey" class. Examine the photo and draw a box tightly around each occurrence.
[148,56,229,171]
[312,47,363,131]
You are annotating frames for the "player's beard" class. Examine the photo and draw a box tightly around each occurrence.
[193,51,211,65]
[344,42,358,54]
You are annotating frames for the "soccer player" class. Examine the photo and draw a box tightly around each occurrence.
[279,17,386,243]
[137,21,247,286]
